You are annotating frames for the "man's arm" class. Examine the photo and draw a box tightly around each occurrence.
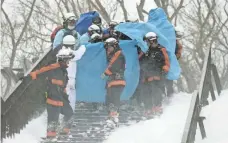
[71,45,86,61]
[161,47,170,73]
[176,40,183,59]
[53,30,64,49]
[29,63,60,80]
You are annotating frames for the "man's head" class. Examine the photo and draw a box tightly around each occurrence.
[89,33,102,43]
[174,26,183,40]
[56,47,74,66]
[144,32,158,48]
[88,24,102,36]
[109,21,118,30]
[108,21,118,37]
[63,12,77,30]
[92,16,102,26]
[104,37,118,55]
[62,35,76,50]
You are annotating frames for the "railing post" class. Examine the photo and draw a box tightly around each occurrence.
[211,64,222,95]
[198,116,206,139]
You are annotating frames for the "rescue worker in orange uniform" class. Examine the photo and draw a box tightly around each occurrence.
[26,39,85,141]
[101,37,126,126]
[140,32,170,117]
[165,26,183,97]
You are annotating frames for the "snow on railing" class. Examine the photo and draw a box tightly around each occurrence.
[181,47,222,143]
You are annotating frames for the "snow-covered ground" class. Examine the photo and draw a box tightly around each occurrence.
[3,113,47,143]
[104,92,192,143]
[195,90,228,143]
[3,90,228,143]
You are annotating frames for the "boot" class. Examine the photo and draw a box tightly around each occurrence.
[106,111,119,127]
[45,121,58,140]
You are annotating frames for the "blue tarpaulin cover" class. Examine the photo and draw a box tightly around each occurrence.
[115,17,181,80]
[148,8,181,80]
[76,40,139,102]
[75,8,181,102]
[76,11,99,35]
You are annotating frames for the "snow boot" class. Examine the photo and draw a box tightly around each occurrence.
[106,111,119,128]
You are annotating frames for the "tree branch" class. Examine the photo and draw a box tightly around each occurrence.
[16,0,36,47]
[117,0,128,21]
[170,0,184,21]
[136,0,146,21]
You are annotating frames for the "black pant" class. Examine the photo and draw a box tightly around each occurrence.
[165,79,174,97]
[140,80,164,110]
[106,85,124,112]
[47,97,73,133]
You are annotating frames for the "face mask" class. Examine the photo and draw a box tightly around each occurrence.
[151,42,158,48]
[68,25,75,30]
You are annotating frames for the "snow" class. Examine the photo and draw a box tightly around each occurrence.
[2,90,228,143]
[104,92,192,143]
[195,90,228,143]
[3,113,47,143]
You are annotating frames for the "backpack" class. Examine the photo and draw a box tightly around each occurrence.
[50,25,64,43]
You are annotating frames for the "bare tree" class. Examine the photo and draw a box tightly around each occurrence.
[2,0,36,68]
[1,0,228,94]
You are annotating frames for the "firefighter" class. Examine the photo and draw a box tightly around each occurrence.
[80,24,102,45]
[165,26,183,98]
[175,26,183,60]
[101,37,126,126]
[103,21,119,40]
[53,12,80,49]
[140,32,170,117]
[27,41,85,141]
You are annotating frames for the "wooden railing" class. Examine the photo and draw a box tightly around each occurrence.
[181,47,222,143]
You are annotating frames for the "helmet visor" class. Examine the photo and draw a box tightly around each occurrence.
[67,19,76,25]
[92,17,102,25]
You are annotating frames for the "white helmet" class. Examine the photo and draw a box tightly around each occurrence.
[105,37,117,44]
[145,32,157,40]
[90,33,102,42]
[63,12,77,21]
[104,37,118,48]
[56,47,74,62]
[63,35,75,45]
[174,26,183,39]
[88,24,101,33]
[109,21,118,28]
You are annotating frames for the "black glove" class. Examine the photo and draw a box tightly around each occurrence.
[19,74,31,81]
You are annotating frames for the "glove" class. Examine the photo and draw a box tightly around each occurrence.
[67,78,75,90]
[101,73,109,80]
[162,65,169,73]
[19,74,31,81]
[176,53,181,60]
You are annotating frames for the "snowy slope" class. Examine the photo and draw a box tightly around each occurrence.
[104,93,192,143]
[3,113,47,143]
[3,90,228,143]
[195,90,228,143]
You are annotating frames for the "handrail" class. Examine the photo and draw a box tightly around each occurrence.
[1,47,52,139]
[181,47,222,143]
[2,47,52,102]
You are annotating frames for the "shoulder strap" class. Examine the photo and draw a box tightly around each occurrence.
[63,30,78,39]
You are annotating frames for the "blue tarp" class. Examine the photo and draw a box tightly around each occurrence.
[75,8,180,102]
[76,42,106,102]
[76,40,139,102]
[148,8,181,80]
[79,32,90,46]
[115,21,180,80]
[76,11,99,35]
